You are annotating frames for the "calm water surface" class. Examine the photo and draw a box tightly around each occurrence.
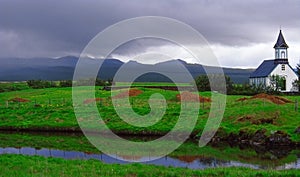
[0,132,299,170]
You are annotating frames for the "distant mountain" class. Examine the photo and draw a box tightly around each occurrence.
[0,56,254,84]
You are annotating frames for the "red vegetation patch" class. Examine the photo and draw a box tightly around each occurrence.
[236,97,248,102]
[176,91,211,102]
[236,93,293,105]
[83,98,102,104]
[9,97,30,102]
[112,89,143,99]
[177,155,199,163]
[84,151,94,155]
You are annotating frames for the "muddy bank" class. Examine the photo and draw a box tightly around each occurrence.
[0,126,82,133]
[208,129,298,148]
[0,126,299,148]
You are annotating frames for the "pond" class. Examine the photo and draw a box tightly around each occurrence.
[0,132,299,170]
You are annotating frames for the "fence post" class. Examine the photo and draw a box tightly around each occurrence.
[295,99,298,112]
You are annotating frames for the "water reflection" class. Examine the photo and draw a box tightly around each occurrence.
[0,147,299,170]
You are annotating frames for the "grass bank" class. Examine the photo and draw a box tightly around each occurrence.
[0,154,299,177]
[1,132,299,167]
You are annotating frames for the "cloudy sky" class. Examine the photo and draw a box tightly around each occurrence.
[1,0,300,68]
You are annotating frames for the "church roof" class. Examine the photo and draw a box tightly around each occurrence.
[273,30,289,48]
[250,59,298,78]
[250,60,277,78]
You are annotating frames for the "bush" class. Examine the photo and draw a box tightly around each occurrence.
[59,80,72,87]
[194,74,233,94]
[194,75,282,95]
[195,75,210,92]
[26,80,56,89]
[0,82,29,93]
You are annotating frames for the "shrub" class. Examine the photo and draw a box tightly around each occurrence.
[26,80,56,89]
[194,74,233,94]
[59,80,72,87]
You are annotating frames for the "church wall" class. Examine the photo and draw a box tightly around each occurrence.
[249,77,267,87]
[270,64,298,92]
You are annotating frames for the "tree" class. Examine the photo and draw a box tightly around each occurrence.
[26,80,53,89]
[195,75,210,92]
[194,74,232,94]
[269,75,286,92]
[59,80,72,87]
[292,79,300,92]
[297,63,300,76]
[297,64,300,91]
[225,75,234,94]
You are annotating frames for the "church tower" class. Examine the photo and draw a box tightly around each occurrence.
[250,29,298,92]
[274,30,289,64]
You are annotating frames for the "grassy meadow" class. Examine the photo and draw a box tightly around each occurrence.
[0,84,299,141]
[0,154,299,177]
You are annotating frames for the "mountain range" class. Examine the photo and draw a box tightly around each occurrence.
[0,56,254,84]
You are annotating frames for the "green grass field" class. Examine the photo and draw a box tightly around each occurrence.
[0,154,299,177]
[0,85,300,141]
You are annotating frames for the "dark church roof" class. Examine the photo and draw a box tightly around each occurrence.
[250,60,277,78]
[273,30,289,48]
[250,59,297,78]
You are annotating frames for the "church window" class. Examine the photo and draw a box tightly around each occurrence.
[281,51,286,58]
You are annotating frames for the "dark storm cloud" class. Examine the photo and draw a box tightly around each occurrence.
[0,0,299,58]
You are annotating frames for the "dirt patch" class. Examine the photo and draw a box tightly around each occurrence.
[176,91,211,102]
[112,89,143,99]
[237,111,280,125]
[55,118,64,123]
[252,93,293,104]
[83,98,103,104]
[9,97,30,102]
[236,115,254,122]
[236,93,293,105]
[252,117,276,125]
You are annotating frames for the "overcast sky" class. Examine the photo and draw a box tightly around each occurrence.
[1,0,300,68]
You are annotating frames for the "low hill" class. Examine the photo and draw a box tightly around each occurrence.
[0,56,254,83]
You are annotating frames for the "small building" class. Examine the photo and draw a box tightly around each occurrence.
[249,30,298,92]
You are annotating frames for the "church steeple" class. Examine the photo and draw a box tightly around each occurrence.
[274,30,288,60]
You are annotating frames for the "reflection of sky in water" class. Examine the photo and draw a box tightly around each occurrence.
[0,147,299,170]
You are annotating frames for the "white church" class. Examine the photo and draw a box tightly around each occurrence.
[249,30,299,92]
